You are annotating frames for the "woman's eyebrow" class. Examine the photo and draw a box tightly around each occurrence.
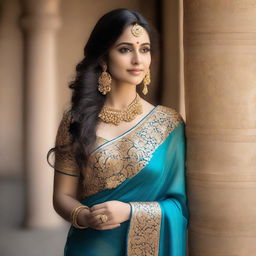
[115,42,150,47]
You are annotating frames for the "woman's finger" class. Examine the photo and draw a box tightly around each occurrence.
[90,208,107,217]
[89,210,111,224]
[88,216,102,226]
[89,213,112,226]
[94,224,121,230]
[90,203,107,212]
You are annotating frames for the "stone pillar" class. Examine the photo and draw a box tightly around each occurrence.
[20,0,62,228]
[184,0,256,255]
[162,0,185,118]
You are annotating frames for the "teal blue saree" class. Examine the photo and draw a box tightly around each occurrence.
[54,105,189,256]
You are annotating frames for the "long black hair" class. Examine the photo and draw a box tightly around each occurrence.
[47,8,159,173]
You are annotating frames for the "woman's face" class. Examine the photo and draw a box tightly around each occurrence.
[106,25,151,86]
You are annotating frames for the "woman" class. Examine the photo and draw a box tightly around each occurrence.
[47,8,189,256]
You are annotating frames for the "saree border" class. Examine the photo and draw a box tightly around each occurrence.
[127,202,162,256]
[91,105,159,154]
[79,106,183,199]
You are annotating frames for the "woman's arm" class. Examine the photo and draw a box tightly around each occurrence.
[51,110,90,227]
[52,171,90,227]
[53,172,122,230]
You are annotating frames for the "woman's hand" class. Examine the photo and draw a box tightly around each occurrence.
[86,200,131,230]
[76,208,90,228]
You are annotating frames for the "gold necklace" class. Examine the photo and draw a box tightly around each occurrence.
[98,93,143,125]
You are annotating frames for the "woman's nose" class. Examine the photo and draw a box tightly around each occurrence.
[131,50,141,64]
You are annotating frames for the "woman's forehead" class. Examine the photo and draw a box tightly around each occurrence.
[115,25,150,46]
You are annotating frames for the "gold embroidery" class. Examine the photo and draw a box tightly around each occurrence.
[80,106,183,198]
[54,110,80,177]
[127,202,162,256]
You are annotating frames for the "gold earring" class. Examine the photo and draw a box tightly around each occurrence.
[142,69,151,95]
[98,64,112,95]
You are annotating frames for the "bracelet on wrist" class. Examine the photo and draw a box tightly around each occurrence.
[71,204,89,229]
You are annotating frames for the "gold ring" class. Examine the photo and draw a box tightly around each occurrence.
[99,214,108,223]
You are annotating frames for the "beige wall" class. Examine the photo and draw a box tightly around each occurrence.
[0,0,158,178]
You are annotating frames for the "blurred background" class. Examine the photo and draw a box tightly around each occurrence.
[0,0,183,255]
[2,0,256,255]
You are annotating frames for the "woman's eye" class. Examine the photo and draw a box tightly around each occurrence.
[141,47,151,53]
[118,47,131,53]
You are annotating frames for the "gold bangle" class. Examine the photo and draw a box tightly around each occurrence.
[71,205,89,223]
[71,204,89,221]
[71,205,89,229]
[73,207,88,229]
[72,206,89,229]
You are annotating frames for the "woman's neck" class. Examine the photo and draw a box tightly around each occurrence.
[104,84,137,109]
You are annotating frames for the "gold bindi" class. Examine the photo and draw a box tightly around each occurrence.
[131,23,144,37]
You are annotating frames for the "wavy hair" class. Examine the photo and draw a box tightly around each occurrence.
[47,8,159,173]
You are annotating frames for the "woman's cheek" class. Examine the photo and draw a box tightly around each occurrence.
[110,59,127,75]
[109,65,124,81]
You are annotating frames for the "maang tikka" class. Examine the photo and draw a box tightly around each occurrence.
[98,63,112,95]
[142,69,151,95]
[131,23,144,37]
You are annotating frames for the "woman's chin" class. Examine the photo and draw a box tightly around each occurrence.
[124,78,144,86]
[112,77,143,86]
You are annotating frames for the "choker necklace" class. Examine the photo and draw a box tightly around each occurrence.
[98,93,143,125]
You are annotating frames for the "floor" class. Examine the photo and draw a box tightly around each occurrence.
[0,177,69,256]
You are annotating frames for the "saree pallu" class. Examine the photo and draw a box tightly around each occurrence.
[54,105,189,256]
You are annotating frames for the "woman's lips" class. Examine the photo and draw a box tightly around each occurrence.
[127,69,143,75]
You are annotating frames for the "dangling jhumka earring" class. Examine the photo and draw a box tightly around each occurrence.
[142,69,151,95]
[98,63,112,95]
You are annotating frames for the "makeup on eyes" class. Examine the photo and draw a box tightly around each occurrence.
[115,42,151,55]
[117,45,151,54]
